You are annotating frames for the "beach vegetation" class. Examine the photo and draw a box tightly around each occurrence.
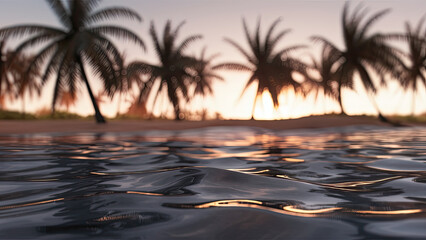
[0,0,144,123]
[216,18,309,120]
[311,3,404,123]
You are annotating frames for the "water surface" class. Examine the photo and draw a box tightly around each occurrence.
[0,126,425,239]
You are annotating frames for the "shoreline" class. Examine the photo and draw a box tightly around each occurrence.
[1,115,421,135]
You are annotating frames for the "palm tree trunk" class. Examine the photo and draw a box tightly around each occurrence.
[412,89,416,116]
[251,95,258,120]
[365,90,395,124]
[173,102,181,121]
[323,90,326,114]
[116,92,122,117]
[167,87,181,121]
[77,55,106,124]
[337,83,346,115]
[21,94,26,119]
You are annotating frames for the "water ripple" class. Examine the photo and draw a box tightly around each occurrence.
[0,126,425,239]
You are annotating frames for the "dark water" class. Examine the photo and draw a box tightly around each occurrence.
[0,126,425,239]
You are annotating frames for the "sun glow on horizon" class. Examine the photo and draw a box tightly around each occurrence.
[0,0,425,120]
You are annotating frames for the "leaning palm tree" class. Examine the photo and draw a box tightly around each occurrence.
[311,3,403,122]
[399,18,426,115]
[216,18,309,120]
[0,0,145,123]
[127,21,202,120]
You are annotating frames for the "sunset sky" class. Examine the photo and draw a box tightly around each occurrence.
[0,0,425,119]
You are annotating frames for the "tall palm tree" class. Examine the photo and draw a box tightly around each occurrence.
[0,0,145,123]
[216,18,309,120]
[399,18,426,115]
[311,3,403,122]
[127,21,202,120]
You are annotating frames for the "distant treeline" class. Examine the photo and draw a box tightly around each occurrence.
[0,0,424,123]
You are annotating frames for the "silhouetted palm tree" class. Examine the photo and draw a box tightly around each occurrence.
[399,18,426,115]
[111,53,143,117]
[0,41,13,109]
[13,53,41,116]
[216,18,308,120]
[127,21,202,120]
[192,48,224,98]
[308,45,341,113]
[311,3,403,122]
[0,0,144,123]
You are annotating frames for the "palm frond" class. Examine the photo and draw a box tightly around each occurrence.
[266,29,291,55]
[127,61,154,76]
[89,26,145,50]
[45,0,71,28]
[41,47,65,85]
[212,63,252,71]
[149,22,164,59]
[175,35,202,54]
[173,21,186,38]
[224,38,254,64]
[86,7,142,25]
[25,40,60,85]
[357,8,391,41]
[275,45,306,58]
[91,34,123,68]
[242,19,255,49]
[12,33,64,58]
[264,18,281,46]
[0,25,65,39]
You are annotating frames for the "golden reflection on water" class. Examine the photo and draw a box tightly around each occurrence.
[283,158,304,162]
[0,191,164,211]
[29,178,59,182]
[194,200,263,208]
[276,175,402,192]
[126,191,163,196]
[227,168,270,174]
[93,213,143,222]
[89,166,205,176]
[0,198,64,210]
[354,209,423,215]
[283,206,342,214]
[178,199,424,218]
[179,148,269,160]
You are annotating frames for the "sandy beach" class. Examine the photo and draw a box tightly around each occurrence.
[0,115,414,135]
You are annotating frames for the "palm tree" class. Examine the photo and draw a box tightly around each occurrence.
[127,21,202,120]
[216,18,309,120]
[399,18,426,115]
[0,0,145,123]
[0,41,13,109]
[112,53,142,117]
[308,45,341,114]
[13,53,42,116]
[311,3,403,122]
[192,48,224,98]
[186,47,224,116]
